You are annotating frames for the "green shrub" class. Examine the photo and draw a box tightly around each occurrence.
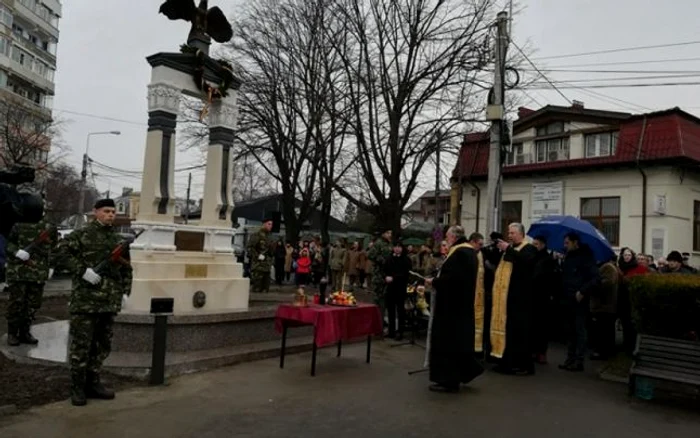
[628,274,700,340]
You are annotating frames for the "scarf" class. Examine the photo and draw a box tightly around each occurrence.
[489,241,528,359]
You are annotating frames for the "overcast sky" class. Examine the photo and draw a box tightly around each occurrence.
[52,0,700,200]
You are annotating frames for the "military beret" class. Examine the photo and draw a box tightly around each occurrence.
[262,216,274,223]
[94,198,116,210]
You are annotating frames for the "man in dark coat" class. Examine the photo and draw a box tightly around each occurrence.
[559,232,599,372]
[491,223,538,375]
[384,241,412,340]
[530,235,561,364]
[425,225,484,393]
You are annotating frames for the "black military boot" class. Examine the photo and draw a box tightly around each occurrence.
[6,324,19,346]
[71,387,87,407]
[18,330,39,345]
[85,373,115,400]
[6,333,20,346]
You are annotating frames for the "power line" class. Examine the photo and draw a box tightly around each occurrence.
[53,108,147,127]
[533,40,700,61]
[523,81,700,90]
[540,57,700,69]
[521,68,700,75]
[529,73,700,84]
[511,40,572,105]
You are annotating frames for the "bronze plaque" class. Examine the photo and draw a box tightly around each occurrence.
[185,264,208,278]
[175,231,205,252]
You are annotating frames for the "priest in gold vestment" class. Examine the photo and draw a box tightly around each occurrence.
[490,223,538,375]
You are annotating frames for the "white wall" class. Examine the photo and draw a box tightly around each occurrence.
[460,165,700,256]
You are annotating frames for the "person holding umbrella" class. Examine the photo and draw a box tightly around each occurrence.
[559,232,600,371]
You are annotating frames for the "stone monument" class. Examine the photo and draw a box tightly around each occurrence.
[0,2,314,379]
[124,0,248,314]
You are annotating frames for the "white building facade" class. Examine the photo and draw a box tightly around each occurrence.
[455,105,700,261]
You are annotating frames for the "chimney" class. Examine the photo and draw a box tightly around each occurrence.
[518,107,536,119]
[572,100,584,109]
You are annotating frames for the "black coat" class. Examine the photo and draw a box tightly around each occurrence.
[561,244,599,299]
[429,239,484,385]
[385,253,412,294]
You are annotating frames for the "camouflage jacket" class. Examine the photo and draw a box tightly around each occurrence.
[247,228,271,272]
[60,220,133,314]
[367,238,392,277]
[5,220,58,283]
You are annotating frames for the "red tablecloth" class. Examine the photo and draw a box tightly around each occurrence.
[275,303,383,347]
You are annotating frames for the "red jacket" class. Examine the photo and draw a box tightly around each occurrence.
[624,265,648,277]
[296,256,312,274]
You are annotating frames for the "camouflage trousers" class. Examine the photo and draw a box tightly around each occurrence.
[250,269,271,293]
[5,281,44,335]
[69,313,115,391]
[372,282,387,324]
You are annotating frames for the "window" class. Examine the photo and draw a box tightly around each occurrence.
[0,4,12,28]
[505,143,524,166]
[580,197,621,246]
[501,201,522,234]
[117,202,126,214]
[0,36,9,56]
[535,137,570,162]
[585,132,619,158]
[536,122,565,137]
[11,46,32,70]
[693,201,700,251]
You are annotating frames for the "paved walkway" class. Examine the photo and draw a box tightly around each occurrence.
[1,343,699,438]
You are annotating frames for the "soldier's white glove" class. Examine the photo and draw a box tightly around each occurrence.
[258,254,266,261]
[82,268,102,285]
[15,250,30,261]
[121,294,129,308]
[48,268,54,279]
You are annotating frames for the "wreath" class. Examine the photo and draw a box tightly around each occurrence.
[180,45,235,120]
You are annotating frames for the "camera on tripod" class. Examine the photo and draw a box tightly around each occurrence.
[0,165,45,238]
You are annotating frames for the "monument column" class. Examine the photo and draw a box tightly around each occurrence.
[131,82,180,252]
[139,82,180,222]
[200,98,236,228]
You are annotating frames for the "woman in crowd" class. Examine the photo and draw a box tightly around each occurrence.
[295,248,312,286]
[284,243,294,283]
[384,241,412,340]
[617,247,648,353]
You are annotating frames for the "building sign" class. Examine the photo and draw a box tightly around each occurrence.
[531,181,564,220]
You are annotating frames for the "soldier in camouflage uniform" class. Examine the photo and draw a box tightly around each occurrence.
[4,220,58,346]
[60,199,133,406]
[367,228,393,326]
[247,217,273,293]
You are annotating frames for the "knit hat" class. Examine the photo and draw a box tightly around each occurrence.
[667,250,683,263]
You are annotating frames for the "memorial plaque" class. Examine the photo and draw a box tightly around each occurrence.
[185,264,208,278]
[175,230,205,252]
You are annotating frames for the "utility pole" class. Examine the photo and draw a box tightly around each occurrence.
[434,133,441,228]
[184,172,192,224]
[485,11,509,235]
[79,131,120,215]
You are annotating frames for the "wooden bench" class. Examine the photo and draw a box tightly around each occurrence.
[629,334,700,399]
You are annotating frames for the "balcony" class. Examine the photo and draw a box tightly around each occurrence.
[0,51,55,94]
[10,30,57,67]
[0,86,53,121]
[11,0,59,40]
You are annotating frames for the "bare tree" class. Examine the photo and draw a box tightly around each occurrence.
[0,96,66,173]
[231,154,276,202]
[226,0,353,242]
[321,0,497,233]
[43,161,99,224]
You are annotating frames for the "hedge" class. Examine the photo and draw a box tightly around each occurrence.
[628,274,700,341]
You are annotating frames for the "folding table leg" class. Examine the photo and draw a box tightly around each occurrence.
[366,335,372,364]
[337,340,342,357]
[311,327,318,376]
[280,323,288,369]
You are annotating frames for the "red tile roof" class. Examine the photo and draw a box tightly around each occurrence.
[453,107,700,179]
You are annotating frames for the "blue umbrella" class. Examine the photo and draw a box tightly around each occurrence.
[527,215,615,262]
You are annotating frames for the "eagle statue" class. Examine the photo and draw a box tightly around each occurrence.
[159,0,233,44]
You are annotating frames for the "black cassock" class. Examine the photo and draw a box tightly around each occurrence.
[429,240,484,386]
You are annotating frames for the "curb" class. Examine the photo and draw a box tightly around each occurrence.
[0,404,17,417]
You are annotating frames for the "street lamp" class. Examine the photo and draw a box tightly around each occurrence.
[78,131,121,215]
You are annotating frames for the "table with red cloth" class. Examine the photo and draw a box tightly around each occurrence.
[275,303,383,376]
